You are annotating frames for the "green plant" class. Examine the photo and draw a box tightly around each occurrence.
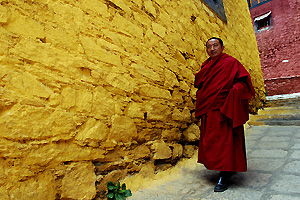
[107,181,132,200]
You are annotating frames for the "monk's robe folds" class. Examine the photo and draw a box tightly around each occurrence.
[194,53,254,172]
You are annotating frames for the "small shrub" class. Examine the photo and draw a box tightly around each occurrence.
[107,181,132,200]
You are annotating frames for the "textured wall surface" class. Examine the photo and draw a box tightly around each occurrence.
[250,0,300,96]
[0,0,264,199]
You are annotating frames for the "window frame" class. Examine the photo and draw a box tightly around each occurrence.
[202,0,227,23]
[254,11,272,33]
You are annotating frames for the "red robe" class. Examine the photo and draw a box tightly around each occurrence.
[194,53,254,172]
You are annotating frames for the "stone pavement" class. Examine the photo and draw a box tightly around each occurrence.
[128,125,300,200]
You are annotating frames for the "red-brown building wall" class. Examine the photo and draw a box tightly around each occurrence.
[249,0,300,96]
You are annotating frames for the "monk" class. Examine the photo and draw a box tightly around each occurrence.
[194,37,255,192]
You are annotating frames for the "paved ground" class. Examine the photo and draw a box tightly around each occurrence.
[128,125,300,200]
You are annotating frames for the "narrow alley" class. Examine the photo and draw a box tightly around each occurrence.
[128,95,300,200]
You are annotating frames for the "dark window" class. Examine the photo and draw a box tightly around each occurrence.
[254,11,272,32]
[257,17,270,29]
[202,0,227,23]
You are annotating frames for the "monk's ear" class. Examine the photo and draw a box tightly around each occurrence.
[221,46,225,51]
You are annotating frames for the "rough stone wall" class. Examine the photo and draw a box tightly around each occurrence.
[0,0,264,199]
[250,0,300,96]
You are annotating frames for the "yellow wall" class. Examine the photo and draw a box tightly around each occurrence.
[0,0,264,199]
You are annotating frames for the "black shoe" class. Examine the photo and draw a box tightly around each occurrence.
[214,177,228,192]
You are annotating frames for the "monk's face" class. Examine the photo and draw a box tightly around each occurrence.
[206,39,224,59]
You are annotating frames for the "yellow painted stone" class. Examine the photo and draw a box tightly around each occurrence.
[80,36,122,66]
[23,143,105,166]
[0,5,8,24]
[124,102,144,119]
[112,14,144,38]
[179,80,191,92]
[164,68,179,89]
[152,22,166,38]
[172,107,192,122]
[91,86,116,119]
[81,0,109,16]
[75,118,109,147]
[144,100,172,121]
[9,71,53,98]
[0,105,76,140]
[0,0,265,198]
[151,140,172,160]
[110,0,132,13]
[144,0,157,17]
[109,115,138,143]
[183,123,201,142]
[128,145,151,159]
[75,89,93,113]
[105,72,136,93]
[61,87,76,109]
[5,10,45,39]
[171,143,183,159]
[0,186,9,200]
[9,171,56,200]
[174,50,187,64]
[61,162,96,199]
[132,63,162,82]
[139,84,172,99]
[162,128,182,142]
[45,25,82,52]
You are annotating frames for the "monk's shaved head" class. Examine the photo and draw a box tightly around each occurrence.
[206,37,224,47]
